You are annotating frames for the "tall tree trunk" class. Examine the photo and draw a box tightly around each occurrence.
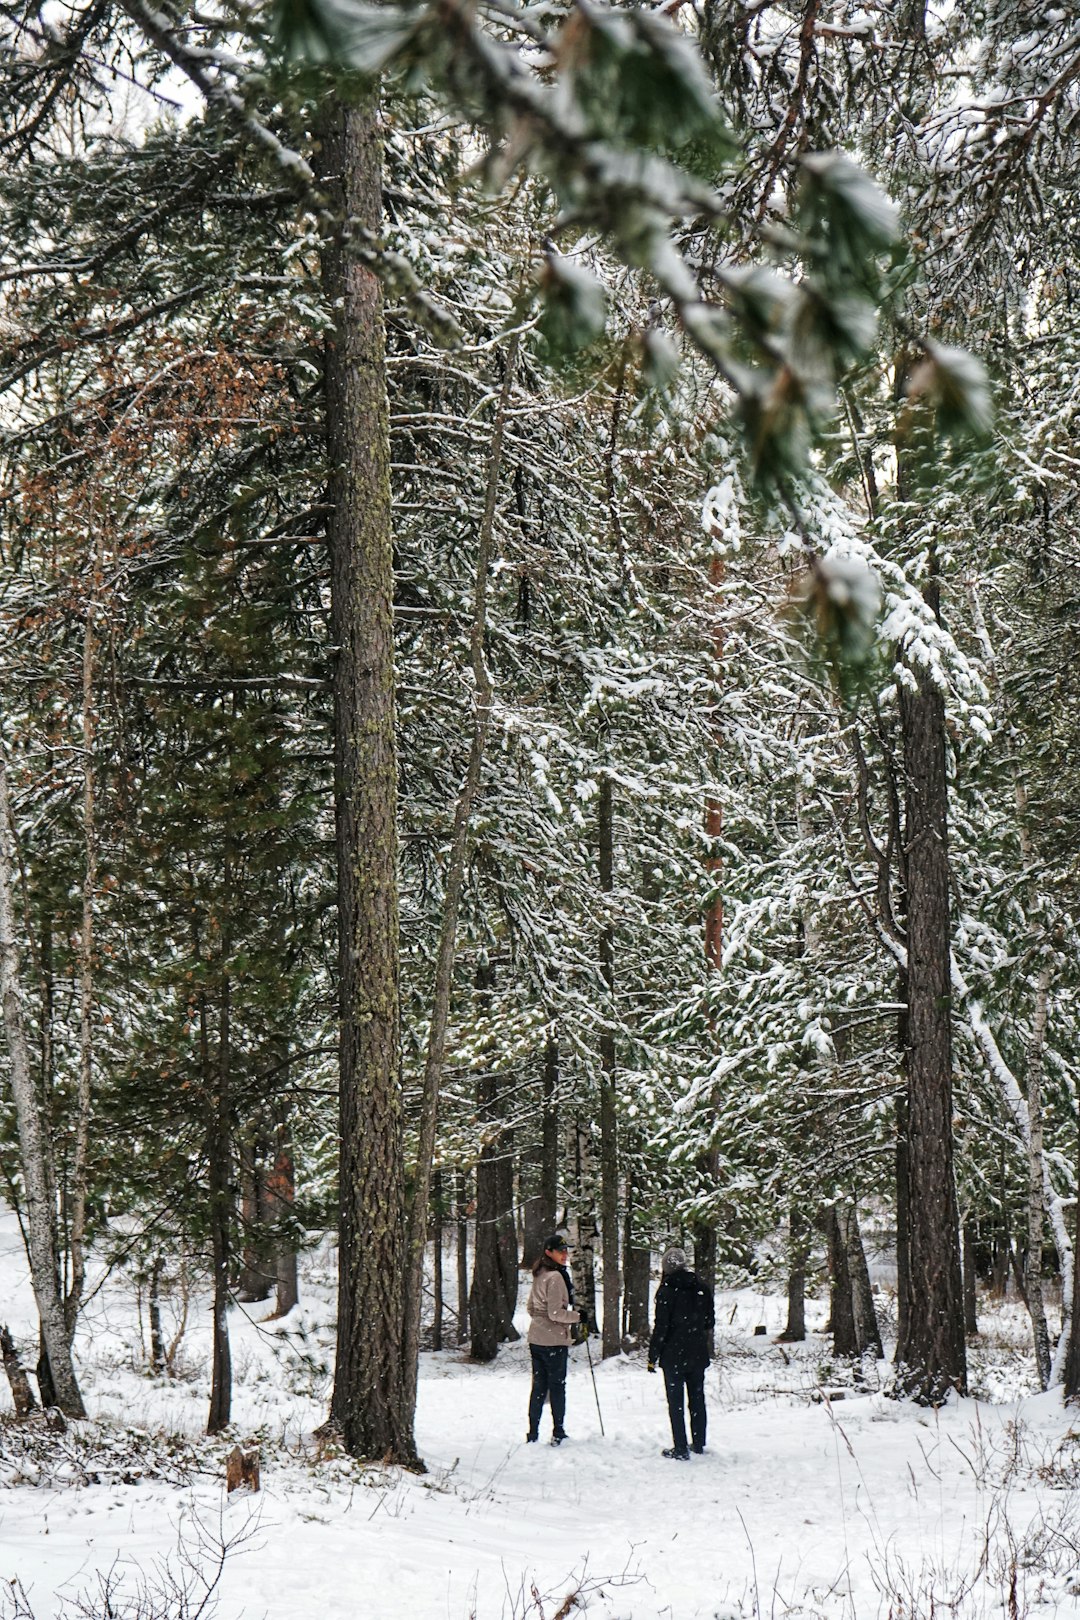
[237,1128,272,1302]
[67,591,97,1337]
[541,1028,559,1226]
[469,961,518,1359]
[779,1205,808,1342]
[402,335,518,1413]
[431,1168,444,1352]
[571,1117,599,1329]
[895,1089,911,1352]
[622,1177,650,1344]
[597,770,620,1357]
[270,1105,300,1319]
[1024,959,1054,1389]
[206,889,232,1436]
[826,1204,858,1359]
[456,1169,469,1345]
[893,598,967,1401]
[148,1256,166,1374]
[1063,1112,1080,1399]
[0,734,85,1418]
[321,95,412,1463]
[962,1222,978,1338]
[845,1204,883,1359]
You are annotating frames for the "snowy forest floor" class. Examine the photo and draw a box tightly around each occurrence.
[3,1212,1080,1620]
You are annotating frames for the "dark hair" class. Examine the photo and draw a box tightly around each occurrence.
[531,1248,566,1277]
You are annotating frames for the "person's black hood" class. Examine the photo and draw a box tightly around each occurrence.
[664,1268,704,1292]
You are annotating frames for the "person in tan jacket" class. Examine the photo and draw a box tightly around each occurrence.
[525,1234,584,1444]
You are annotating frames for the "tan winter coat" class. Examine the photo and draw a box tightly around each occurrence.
[526,1263,581,1347]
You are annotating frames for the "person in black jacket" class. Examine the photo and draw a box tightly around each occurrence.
[647,1247,714,1459]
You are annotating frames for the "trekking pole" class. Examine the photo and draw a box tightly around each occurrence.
[583,1330,605,1437]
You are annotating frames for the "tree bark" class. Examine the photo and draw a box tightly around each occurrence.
[779,1205,808,1342]
[148,1256,166,1374]
[845,1204,883,1359]
[321,94,413,1463]
[0,732,85,1418]
[237,1128,273,1302]
[622,1179,650,1344]
[571,1118,599,1329]
[893,613,967,1401]
[1,1325,38,1418]
[456,1169,469,1345]
[67,586,98,1336]
[522,1033,559,1273]
[826,1204,858,1359]
[1024,959,1054,1389]
[962,1222,978,1338]
[597,769,620,1358]
[206,907,232,1436]
[431,1169,444,1352]
[270,1105,299,1318]
[1063,1114,1080,1399]
[469,961,519,1360]
[403,335,518,1413]
[895,1089,911,1351]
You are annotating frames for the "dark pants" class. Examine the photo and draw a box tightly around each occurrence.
[662,1359,707,1453]
[528,1344,568,1438]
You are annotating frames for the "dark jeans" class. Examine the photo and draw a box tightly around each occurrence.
[663,1359,707,1453]
[528,1344,568,1437]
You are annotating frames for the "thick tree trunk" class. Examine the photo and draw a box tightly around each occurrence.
[779,1205,808,1342]
[0,736,85,1418]
[469,1143,511,1361]
[321,95,412,1463]
[893,618,967,1401]
[1024,960,1054,1389]
[597,771,620,1358]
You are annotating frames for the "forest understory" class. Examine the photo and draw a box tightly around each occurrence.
[5,1210,1080,1620]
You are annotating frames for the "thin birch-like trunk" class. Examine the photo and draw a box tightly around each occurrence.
[402,334,519,1414]
[67,569,98,1335]
[0,735,85,1417]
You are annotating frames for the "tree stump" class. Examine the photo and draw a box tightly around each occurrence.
[225,1445,260,1493]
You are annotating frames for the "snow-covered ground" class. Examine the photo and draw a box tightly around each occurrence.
[2,1208,1079,1620]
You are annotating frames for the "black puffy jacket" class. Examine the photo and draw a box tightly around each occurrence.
[648,1268,715,1369]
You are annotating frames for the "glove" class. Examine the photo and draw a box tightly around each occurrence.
[577,1308,589,1329]
[647,1361,656,1374]
[573,1319,590,1345]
